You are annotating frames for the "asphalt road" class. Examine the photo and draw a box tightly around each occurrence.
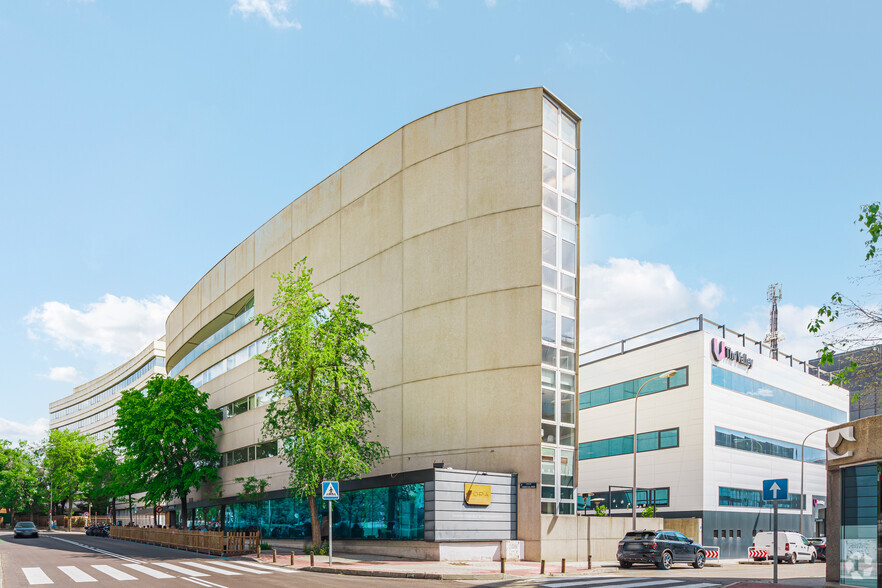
[0,531,447,587]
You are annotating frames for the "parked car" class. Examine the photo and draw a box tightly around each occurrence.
[13,521,39,539]
[752,531,816,563]
[617,529,706,570]
[807,537,826,560]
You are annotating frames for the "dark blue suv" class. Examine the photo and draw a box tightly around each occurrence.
[617,529,705,570]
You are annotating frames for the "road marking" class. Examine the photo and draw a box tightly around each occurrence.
[177,562,240,576]
[58,566,97,582]
[181,578,229,588]
[48,537,145,564]
[541,579,635,586]
[230,561,298,573]
[597,582,685,588]
[153,562,209,577]
[543,581,686,588]
[685,584,721,588]
[21,568,53,585]
[91,565,137,581]
[208,562,271,574]
[121,564,175,579]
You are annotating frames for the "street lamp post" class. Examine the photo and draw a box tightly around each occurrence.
[633,371,679,530]
[799,427,828,536]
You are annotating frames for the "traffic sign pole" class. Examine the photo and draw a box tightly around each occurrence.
[773,500,778,584]
[329,500,333,566]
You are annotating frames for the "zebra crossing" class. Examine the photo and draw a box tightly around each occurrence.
[515,576,722,588]
[18,559,297,585]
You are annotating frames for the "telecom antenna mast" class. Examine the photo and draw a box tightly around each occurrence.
[764,283,783,359]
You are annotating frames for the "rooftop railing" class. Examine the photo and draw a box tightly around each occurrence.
[579,315,834,381]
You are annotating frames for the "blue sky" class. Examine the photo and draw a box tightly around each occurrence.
[1,0,879,440]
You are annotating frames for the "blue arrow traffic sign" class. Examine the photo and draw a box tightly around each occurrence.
[763,478,788,501]
[321,481,340,500]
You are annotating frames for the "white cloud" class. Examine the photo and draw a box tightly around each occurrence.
[580,258,723,352]
[43,366,82,383]
[231,0,301,29]
[485,0,498,7]
[613,0,711,12]
[25,294,175,358]
[351,0,397,17]
[0,417,49,443]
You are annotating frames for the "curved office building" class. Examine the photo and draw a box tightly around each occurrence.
[53,88,581,559]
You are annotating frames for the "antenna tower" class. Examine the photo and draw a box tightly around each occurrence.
[764,283,783,359]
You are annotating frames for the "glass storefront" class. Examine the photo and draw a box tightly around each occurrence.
[190,483,425,541]
[840,463,880,588]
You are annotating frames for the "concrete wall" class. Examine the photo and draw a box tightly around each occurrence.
[161,88,580,553]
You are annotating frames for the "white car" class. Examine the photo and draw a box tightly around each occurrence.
[752,531,817,563]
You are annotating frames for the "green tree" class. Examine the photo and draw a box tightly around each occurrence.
[81,446,123,524]
[113,375,221,528]
[594,504,609,517]
[809,202,882,389]
[0,440,41,523]
[42,429,96,531]
[641,505,657,518]
[256,260,388,548]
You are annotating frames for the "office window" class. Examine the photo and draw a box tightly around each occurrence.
[580,368,688,409]
[715,426,826,464]
[718,487,803,509]
[579,428,679,460]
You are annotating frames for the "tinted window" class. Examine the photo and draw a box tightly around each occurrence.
[16,522,35,528]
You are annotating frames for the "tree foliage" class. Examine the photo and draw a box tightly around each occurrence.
[113,375,221,527]
[809,202,882,390]
[43,429,96,530]
[81,446,124,522]
[0,440,42,522]
[256,259,388,547]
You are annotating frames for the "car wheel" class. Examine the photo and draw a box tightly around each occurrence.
[656,551,674,570]
[790,553,797,564]
[810,552,816,563]
[693,551,705,569]
[619,562,632,569]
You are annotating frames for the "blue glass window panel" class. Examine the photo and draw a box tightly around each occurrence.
[580,368,688,409]
[711,366,845,423]
[579,429,678,460]
[715,427,825,463]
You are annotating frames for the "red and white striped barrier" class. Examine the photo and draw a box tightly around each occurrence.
[749,548,769,559]
[704,546,720,561]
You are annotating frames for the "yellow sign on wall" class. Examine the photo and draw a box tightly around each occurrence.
[464,484,492,506]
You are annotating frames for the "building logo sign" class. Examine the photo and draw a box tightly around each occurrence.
[710,338,753,368]
[464,484,491,506]
[826,425,856,461]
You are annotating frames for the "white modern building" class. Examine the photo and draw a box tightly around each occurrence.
[578,316,849,558]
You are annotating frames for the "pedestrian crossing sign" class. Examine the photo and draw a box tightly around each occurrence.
[322,481,340,500]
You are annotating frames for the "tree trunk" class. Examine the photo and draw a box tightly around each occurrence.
[111,496,116,525]
[308,494,320,548]
[153,504,158,528]
[180,492,188,530]
[128,494,133,524]
[67,497,73,532]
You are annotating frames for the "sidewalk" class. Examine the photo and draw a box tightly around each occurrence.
[247,549,622,580]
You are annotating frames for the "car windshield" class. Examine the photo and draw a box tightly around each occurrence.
[807,539,825,545]
[624,531,656,540]
[15,522,35,528]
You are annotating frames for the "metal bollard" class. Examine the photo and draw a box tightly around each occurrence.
[273,549,277,563]
[562,558,566,573]
[540,559,546,574]
[257,545,261,558]
[290,552,295,566]
[500,557,506,574]
[310,553,315,567]
[588,555,592,570]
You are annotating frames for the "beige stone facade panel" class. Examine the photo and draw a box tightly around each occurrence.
[402,299,467,383]
[402,222,467,311]
[467,88,542,143]
[290,212,341,288]
[340,175,403,271]
[368,385,403,461]
[467,288,540,373]
[402,374,469,454]
[254,204,293,267]
[201,261,226,309]
[225,235,254,291]
[340,245,403,326]
[364,315,402,393]
[467,208,541,296]
[465,366,538,448]
[467,128,541,218]
[255,245,294,313]
[403,102,467,168]
[402,146,468,240]
[341,130,403,207]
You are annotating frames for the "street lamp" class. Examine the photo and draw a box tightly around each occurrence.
[799,426,827,536]
[633,370,678,530]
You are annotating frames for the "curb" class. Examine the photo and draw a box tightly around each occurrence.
[301,566,506,580]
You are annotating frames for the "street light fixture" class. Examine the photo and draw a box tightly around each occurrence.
[633,370,679,530]
[799,426,827,536]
